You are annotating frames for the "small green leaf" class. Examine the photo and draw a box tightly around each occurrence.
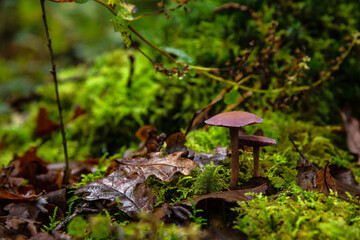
[110,16,132,48]
[163,47,193,64]
[75,0,88,3]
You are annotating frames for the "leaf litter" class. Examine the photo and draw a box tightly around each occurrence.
[1,127,360,238]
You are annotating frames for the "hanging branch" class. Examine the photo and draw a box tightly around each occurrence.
[94,0,358,94]
[40,0,70,185]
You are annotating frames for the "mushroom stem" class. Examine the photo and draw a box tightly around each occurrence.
[229,127,239,190]
[253,146,260,177]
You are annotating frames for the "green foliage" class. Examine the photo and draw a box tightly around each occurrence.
[67,216,88,238]
[147,172,197,206]
[67,215,111,239]
[189,199,207,227]
[74,153,110,188]
[110,16,132,48]
[107,0,136,48]
[193,162,228,195]
[67,213,202,240]
[41,206,60,233]
[186,126,229,153]
[233,186,360,239]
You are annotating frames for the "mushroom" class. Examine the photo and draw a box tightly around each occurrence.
[238,135,276,177]
[204,111,263,190]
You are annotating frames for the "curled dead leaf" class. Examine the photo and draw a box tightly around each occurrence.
[316,164,337,195]
[36,107,59,138]
[165,132,187,153]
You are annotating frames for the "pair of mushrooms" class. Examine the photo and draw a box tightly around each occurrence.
[205,111,276,190]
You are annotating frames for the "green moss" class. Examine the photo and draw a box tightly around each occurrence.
[193,162,228,195]
[67,213,202,240]
[233,186,360,239]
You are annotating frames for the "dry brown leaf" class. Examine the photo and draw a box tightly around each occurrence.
[75,167,153,217]
[136,125,157,142]
[76,152,196,217]
[316,164,337,195]
[340,107,360,164]
[165,132,187,153]
[10,147,59,193]
[118,152,196,182]
[35,107,59,138]
[0,189,39,202]
[296,155,318,191]
[181,183,268,207]
[3,198,62,238]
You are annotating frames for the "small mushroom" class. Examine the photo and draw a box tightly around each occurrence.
[204,111,263,190]
[238,135,276,177]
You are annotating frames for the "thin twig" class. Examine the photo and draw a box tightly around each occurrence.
[40,0,69,185]
[131,4,183,22]
[288,135,306,159]
[129,25,177,63]
[94,0,117,15]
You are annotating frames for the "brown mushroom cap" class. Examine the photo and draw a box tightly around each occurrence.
[238,135,276,147]
[204,111,263,128]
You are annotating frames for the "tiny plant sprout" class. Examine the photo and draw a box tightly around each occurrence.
[238,135,276,177]
[205,111,263,190]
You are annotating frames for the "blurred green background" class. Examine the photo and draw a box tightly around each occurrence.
[1,0,360,164]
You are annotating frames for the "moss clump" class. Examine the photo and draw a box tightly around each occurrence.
[193,162,228,195]
[233,186,360,239]
[67,213,202,240]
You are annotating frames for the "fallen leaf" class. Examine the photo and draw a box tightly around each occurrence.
[339,106,360,164]
[335,179,360,199]
[295,155,318,191]
[0,222,18,238]
[3,218,39,238]
[329,165,358,186]
[289,136,318,191]
[181,183,268,207]
[10,147,59,193]
[43,189,67,215]
[330,164,360,199]
[124,126,165,157]
[75,167,153,218]
[76,152,196,217]
[154,184,267,225]
[165,132,187,153]
[136,125,157,142]
[291,136,360,198]
[0,189,39,202]
[193,147,227,168]
[316,163,337,195]
[36,107,59,138]
[117,152,196,182]
[3,198,62,238]
[146,137,160,153]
